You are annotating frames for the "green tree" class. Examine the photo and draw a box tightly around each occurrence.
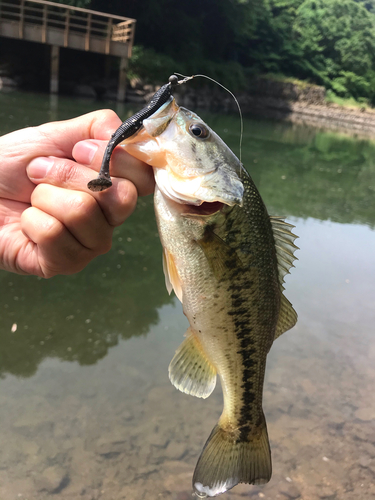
[354,0,375,13]
[293,0,375,96]
[239,0,307,75]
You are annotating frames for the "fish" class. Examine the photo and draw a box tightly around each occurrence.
[122,95,298,497]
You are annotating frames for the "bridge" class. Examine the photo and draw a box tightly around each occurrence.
[0,0,136,100]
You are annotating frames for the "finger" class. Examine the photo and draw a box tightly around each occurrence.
[73,140,155,197]
[30,184,113,252]
[21,206,94,278]
[0,109,123,205]
[36,109,123,158]
[4,109,122,169]
[27,157,138,226]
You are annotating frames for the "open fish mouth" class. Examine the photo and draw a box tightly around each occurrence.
[181,201,225,216]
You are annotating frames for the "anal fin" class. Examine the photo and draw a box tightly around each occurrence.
[169,328,217,399]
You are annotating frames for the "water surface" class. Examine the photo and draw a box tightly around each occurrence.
[0,90,374,500]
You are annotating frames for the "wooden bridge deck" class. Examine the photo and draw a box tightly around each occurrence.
[0,0,136,99]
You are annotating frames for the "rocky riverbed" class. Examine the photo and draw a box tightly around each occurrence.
[0,305,374,500]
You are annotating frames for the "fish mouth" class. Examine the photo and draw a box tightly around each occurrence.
[154,168,243,210]
[181,201,225,216]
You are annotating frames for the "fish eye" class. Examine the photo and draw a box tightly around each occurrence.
[189,123,209,139]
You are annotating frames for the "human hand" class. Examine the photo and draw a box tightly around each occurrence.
[0,110,155,277]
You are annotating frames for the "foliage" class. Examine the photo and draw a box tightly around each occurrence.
[128,46,247,91]
[293,0,375,73]
[15,0,375,104]
[238,0,375,103]
[325,90,369,108]
[128,46,178,84]
[354,0,375,13]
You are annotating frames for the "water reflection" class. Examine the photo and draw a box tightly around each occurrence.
[0,196,173,378]
[207,114,375,227]
[0,92,374,378]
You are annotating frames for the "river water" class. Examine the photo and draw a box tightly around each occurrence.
[0,90,374,500]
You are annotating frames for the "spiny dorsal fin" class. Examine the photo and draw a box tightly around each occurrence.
[169,328,217,399]
[162,248,183,302]
[274,293,298,340]
[270,216,299,288]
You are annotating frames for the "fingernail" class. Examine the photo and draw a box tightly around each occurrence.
[27,157,54,179]
[74,141,98,164]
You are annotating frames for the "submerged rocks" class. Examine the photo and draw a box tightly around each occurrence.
[0,67,17,90]
[0,75,17,90]
[34,465,70,494]
[279,482,302,499]
[354,407,375,422]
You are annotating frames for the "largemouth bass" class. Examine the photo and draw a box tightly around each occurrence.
[123,96,298,497]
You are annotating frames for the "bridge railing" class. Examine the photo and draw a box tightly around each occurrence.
[0,0,136,55]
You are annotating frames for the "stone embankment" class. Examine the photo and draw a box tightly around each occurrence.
[138,77,375,136]
[3,69,375,134]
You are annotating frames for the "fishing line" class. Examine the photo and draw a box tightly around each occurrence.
[87,72,244,192]
[175,72,244,175]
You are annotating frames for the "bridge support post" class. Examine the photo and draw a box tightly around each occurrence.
[50,45,60,94]
[117,56,127,102]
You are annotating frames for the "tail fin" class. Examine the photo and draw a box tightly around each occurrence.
[192,418,272,497]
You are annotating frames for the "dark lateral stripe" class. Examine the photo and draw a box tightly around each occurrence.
[229,298,262,440]
[236,336,254,350]
[234,320,250,329]
[228,308,248,316]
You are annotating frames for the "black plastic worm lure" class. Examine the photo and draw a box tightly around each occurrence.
[87,75,180,192]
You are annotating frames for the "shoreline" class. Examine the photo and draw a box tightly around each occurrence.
[171,85,375,138]
[246,98,375,138]
[3,78,375,138]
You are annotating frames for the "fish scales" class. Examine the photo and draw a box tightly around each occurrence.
[121,94,298,497]
[201,172,280,432]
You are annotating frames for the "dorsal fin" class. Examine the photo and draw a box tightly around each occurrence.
[274,293,298,340]
[270,216,299,289]
[270,216,299,340]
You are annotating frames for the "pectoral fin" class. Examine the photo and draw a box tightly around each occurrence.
[197,228,243,280]
[169,328,217,399]
[162,249,183,302]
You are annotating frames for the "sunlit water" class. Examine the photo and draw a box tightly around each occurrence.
[0,90,374,500]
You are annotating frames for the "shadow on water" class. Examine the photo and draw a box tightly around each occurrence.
[0,196,173,378]
[0,91,374,379]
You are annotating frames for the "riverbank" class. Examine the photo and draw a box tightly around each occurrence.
[171,77,375,137]
[243,98,375,137]
[128,76,375,137]
[3,73,375,137]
